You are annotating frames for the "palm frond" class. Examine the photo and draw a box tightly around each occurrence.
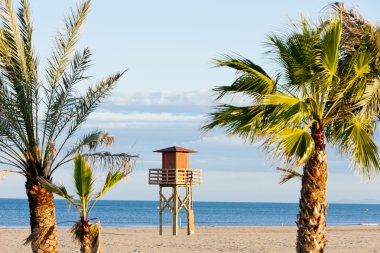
[71,130,115,154]
[50,130,116,176]
[261,93,301,106]
[43,48,92,146]
[53,71,125,164]
[212,56,276,99]
[83,152,136,172]
[273,128,315,165]
[74,153,94,201]
[355,79,380,116]
[0,0,28,79]
[17,0,39,137]
[91,221,101,253]
[45,0,90,86]
[331,116,379,175]
[0,113,26,155]
[24,225,55,250]
[267,31,316,94]
[70,219,100,252]
[202,104,278,142]
[319,18,341,79]
[0,0,37,148]
[277,167,302,184]
[42,0,91,151]
[70,220,83,243]
[260,93,314,129]
[87,168,129,216]
[96,169,128,199]
[0,78,29,150]
[0,169,21,180]
[353,50,373,77]
[38,177,73,205]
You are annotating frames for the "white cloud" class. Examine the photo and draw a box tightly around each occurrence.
[85,111,205,129]
[109,90,212,106]
[185,134,253,146]
[106,90,253,107]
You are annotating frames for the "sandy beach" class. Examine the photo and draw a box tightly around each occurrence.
[0,226,379,253]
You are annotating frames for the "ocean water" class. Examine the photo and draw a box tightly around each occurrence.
[0,199,379,228]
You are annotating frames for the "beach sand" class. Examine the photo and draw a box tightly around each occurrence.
[1,226,379,253]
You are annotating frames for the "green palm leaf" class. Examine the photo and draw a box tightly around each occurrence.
[44,48,92,145]
[45,0,90,86]
[212,56,276,99]
[203,104,278,142]
[96,169,128,199]
[261,93,301,106]
[276,128,315,165]
[356,79,380,116]
[320,19,341,78]
[353,51,373,77]
[74,153,94,200]
[0,0,37,148]
[268,31,316,91]
[332,116,380,175]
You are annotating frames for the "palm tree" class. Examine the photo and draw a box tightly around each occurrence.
[0,0,135,252]
[203,12,380,253]
[40,153,130,253]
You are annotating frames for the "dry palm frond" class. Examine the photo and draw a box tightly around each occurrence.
[0,170,19,180]
[277,167,302,184]
[71,220,83,243]
[87,131,115,151]
[91,221,101,253]
[332,2,380,58]
[24,226,55,251]
[84,151,137,172]
[66,130,115,157]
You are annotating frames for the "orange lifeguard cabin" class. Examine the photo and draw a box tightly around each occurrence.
[149,146,202,235]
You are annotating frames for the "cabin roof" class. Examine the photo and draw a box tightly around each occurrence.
[154,146,197,153]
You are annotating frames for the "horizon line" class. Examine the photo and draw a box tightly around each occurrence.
[1,198,379,205]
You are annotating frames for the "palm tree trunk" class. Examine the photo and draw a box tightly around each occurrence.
[296,127,327,253]
[81,217,92,253]
[26,178,59,253]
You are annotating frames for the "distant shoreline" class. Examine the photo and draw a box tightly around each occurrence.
[0,198,379,205]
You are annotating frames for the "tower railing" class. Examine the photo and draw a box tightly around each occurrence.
[149,168,202,185]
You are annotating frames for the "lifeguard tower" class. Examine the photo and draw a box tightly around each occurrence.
[149,146,202,236]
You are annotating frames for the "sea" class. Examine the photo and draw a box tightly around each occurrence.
[0,199,379,228]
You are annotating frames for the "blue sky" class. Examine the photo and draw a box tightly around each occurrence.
[1,0,380,203]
